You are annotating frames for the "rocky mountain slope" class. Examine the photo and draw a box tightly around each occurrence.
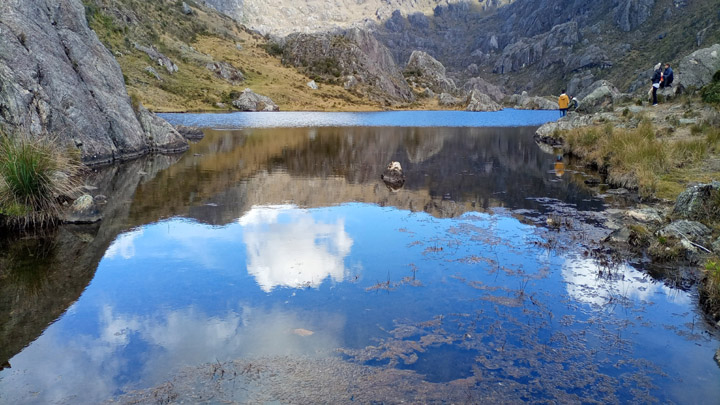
[81,0,391,111]
[205,0,720,97]
[0,0,187,165]
[201,0,512,36]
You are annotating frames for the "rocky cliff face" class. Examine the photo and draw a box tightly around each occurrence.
[0,0,187,165]
[205,0,719,99]
[282,28,415,105]
[202,0,512,36]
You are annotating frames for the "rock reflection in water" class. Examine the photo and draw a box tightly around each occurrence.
[0,154,181,372]
[126,126,604,227]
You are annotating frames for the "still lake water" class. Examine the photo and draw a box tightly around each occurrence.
[1,111,718,403]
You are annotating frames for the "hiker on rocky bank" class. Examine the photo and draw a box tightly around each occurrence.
[558,90,570,116]
[661,63,674,88]
[651,63,662,105]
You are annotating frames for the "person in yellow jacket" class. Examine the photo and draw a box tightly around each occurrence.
[558,90,570,117]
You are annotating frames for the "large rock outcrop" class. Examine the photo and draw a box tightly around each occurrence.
[614,0,656,32]
[493,21,580,74]
[282,28,415,105]
[508,92,558,110]
[463,77,505,103]
[677,44,720,90]
[466,90,502,112]
[404,50,457,94]
[232,88,279,111]
[0,0,187,165]
[576,80,622,113]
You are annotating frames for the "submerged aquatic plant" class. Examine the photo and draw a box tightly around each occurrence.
[0,132,82,227]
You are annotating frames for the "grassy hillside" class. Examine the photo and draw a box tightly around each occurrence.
[82,0,419,112]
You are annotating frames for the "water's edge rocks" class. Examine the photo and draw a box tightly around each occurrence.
[232,88,279,111]
[0,0,188,166]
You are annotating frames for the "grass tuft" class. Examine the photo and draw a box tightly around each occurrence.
[0,133,82,228]
[700,257,720,320]
[558,118,720,200]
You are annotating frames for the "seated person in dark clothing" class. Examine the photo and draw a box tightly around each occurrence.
[661,63,674,88]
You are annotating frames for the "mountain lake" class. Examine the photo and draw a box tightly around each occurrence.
[1,110,718,404]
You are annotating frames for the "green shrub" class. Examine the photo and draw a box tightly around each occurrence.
[262,42,284,57]
[0,133,81,227]
[701,82,720,104]
[701,70,720,104]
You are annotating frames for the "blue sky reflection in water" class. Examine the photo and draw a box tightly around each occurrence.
[1,111,719,404]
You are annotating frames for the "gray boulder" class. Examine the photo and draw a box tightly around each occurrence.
[657,220,712,246]
[535,113,597,138]
[136,104,189,153]
[307,80,319,90]
[232,88,279,111]
[404,50,457,94]
[567,72,595,98]
[673,181,720,221]
[614,0,656,32]
[625,207,664,225]
[62,194,102,224]
[463,77,505,103]
[144,66,161,81]
[135,44,179,74]
[282,28,414,105]
[576,80,621,113]
[0,0,187,166]
[205,61,244,84]
[466,90,502,112]
[181,2,193,15]
[381,161,405,191]
[493,22,579,74]
[677,44,720,90]
[566,45,612,72]
[174,125,204,140]
[508,92,558,110]
[438,93,463,106]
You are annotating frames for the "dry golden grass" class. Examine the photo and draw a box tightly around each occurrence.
[558,116,720,200]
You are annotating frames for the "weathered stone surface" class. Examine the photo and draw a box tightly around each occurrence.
[380,161,405,191]
[404,50,456,94]
[614,0,655,32]
[136,104,189,153]
[307,80,319,90]
[438,92,463,106]
[144,66,161,81]
[535,113,596,138]
[282,28,414,105]
[677,44,720,90]
[566,72,595,98]
[181,1,193,15]
[174,125,205,140]
[576,80,621,113]
[463,77,505,103]
[657,220,712,245]
[565,45,612,72]
[673,181,720,220]
[0,0,187,165]
[493,21,580,74]
[625,208,664,225]
[232,88,279,111]
[205,61,244,84]
[466,90,502,112]
[508,92,558,110]
[135,44,179,74]
[62,194,102,223]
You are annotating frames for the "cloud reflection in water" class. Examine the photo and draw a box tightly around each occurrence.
[239,205,353,292]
